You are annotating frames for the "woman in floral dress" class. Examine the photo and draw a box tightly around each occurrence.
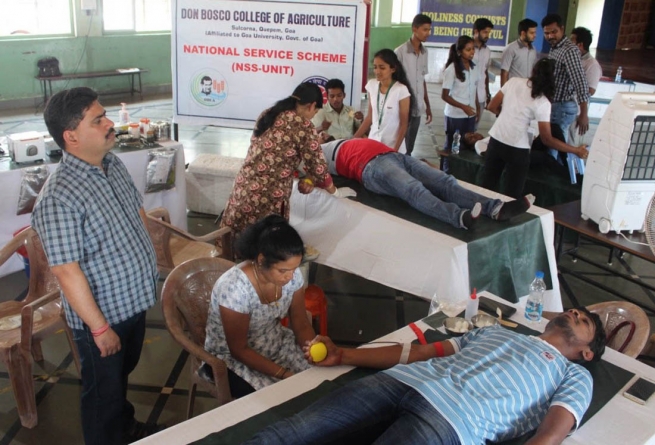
[205,215,316,393]
[221,82,354,235]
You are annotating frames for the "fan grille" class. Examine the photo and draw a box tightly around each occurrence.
[646,194,655,257]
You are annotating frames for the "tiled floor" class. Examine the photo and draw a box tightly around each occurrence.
[1,80,654,444]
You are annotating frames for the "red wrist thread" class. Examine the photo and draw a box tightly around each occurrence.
[91,322,110,337]
[335,348,343,366]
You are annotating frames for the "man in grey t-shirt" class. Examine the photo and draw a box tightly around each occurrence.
[395,14,433,156]
[500,18,538,86]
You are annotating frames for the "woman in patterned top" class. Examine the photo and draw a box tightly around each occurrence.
[220,82,354,236]
[205,215,315,394]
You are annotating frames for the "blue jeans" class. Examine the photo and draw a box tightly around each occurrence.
[361,152,502,228]
[73,312,147,445]
[549,101,578,158]
[244,373,461,445]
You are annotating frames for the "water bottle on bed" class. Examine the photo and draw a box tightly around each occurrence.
[525,271,546,322]
[452,130,461,155]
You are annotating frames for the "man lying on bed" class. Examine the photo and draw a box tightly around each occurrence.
[316,138,532,229]
[245,308,606,445]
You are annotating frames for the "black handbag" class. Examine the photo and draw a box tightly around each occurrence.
[37,57,61,77]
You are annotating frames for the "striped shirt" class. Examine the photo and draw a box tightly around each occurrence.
[385,326,592,444]
[32,151,158,330]
[548,37,590,104]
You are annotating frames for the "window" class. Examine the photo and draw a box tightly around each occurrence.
[0,0,72,37]
[391,0,419,25]
[103,0,171,32]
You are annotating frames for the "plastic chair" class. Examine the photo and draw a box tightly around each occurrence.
[304,284,328,336]
[0,227,80,428]
[160,256,235,418]
[588,301,651,358]
[145,207,233,276]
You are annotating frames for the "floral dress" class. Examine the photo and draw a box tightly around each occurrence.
[220,109,333,235]
[204,263,310,390]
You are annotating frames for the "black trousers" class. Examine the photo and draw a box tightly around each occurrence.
[481,137,531,200]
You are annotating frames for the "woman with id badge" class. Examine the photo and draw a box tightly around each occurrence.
[355,49,414,153]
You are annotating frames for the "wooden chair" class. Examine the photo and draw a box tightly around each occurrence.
[160,256,235,418]
[0,228,80,428]
[588,301,651,358]
[145,207,233,276]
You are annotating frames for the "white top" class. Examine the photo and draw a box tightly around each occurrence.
[489,77,551,149]
[442,63,478,119]
[582,52,603,92]
[365,79,411,152]
[472,44,491,104]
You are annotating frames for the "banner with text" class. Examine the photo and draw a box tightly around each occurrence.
[420,0,510,48]
[172,0,366,128]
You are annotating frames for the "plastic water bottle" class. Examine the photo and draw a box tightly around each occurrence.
[452,130,461,155]
[615,66,623,83]
[525,271,546,322]
[464,288,478,321]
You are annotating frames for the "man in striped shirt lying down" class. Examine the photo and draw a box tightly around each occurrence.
[245,308,606,445]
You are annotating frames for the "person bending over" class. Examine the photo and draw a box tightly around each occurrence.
[321,138,532,229]
[204,215,317,395]
[245,308,606,445]
[220,82,353,237]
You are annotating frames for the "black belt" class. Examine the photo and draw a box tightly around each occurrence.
[331,139,347,162]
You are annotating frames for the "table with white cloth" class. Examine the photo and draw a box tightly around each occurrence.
[134,291,655,445]
[0,140,187,277]
[289,178,563,311]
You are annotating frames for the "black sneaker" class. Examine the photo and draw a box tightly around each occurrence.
[123,421,167,444]
[496,196,532,221]
[461,203,481,230]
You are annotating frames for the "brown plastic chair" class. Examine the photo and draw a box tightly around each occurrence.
[161,256,235,418]
[588,301,651,358]
[145,207,233,276]
[0,228,80,428]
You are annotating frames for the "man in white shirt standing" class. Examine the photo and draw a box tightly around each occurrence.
[500,18,538,86]
[395,14,433,156]
[568,27,602,146]
[472,17,493,130]
[312,78,364,140]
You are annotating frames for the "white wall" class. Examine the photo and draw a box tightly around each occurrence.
[576,0,604,49]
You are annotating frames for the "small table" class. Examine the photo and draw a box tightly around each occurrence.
[36,68,148,104]
[550,200,655,312]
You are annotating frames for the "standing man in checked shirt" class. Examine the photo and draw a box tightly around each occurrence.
[541,13,590,141]
[471,17,494,130]
[31,87,163,445]
[395,13,433,156]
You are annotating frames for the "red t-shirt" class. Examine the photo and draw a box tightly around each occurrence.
[335,139,393,182]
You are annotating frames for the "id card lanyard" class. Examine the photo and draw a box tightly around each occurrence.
[377,80,396,127]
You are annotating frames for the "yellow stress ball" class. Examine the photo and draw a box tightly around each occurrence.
[303,178,314,186]
[310,342,328,363]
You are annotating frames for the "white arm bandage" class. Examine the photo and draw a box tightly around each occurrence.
[399,343,411,365]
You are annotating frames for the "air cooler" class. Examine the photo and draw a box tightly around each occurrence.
[581,92,655,234]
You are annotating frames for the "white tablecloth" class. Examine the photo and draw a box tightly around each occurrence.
[135,292,655,445]
[0,141,187,277]
[289,182,562,311]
